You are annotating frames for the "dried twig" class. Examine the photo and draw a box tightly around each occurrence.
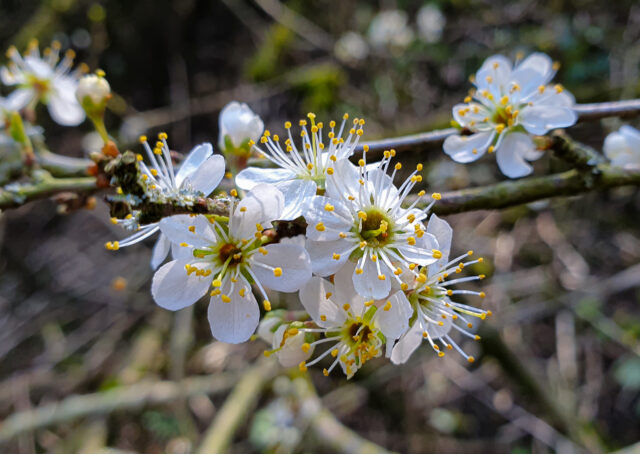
[0,374,238,444]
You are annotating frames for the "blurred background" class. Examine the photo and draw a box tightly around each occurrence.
[1,0,640,453]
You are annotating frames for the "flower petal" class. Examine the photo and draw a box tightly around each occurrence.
[519,106,577,135]
[208,277,259,343]
[150,233,171,270]
[175,143,214,187]
[159,214,217,248]
[333,261,366,316]
[390,321,423,364]
[495,132,536,178]
[426,214,452,276]
[273,325,313,367]
[395,231,439,266]
[277,178,317,221]
[376,290,412,340]
[443,131,494,163]
[352,256,391,300]
[5,87,34,111]
[326,158,362,202]
[48,77,85,126]
[305,196,352,241]
[235,167,297,190]
[299,276,345,327]
[183,154,225,196]
[231,184,284,239]
[218,101,264,148]
[151,258,213,310]
[306,238,352,276]
[251,243,311,292]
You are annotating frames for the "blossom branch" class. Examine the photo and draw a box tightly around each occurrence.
[359,99,640,155]
[0,174,97,210]
[431,165,640,215]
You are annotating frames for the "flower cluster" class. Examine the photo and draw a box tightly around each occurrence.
[444,53,577,178]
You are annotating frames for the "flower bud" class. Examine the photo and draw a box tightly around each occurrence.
[272,323,314,368]
[218,101,263,158]
[76,72,111,113]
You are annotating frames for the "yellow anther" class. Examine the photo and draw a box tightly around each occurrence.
[401,283,408,290]
[343,303,350,311]
[331,348,339,357]
[538,85,546,94]
[320,315,327,321]
[273,267,283,277]
[378,274,386,281]
[315,222,325,232]
[263,300,272,311]
[355,268,364,275]
[256,223,263,231]
[299,362,307,372]
[409,263,417,270]
[407,237,416,246]
[357,211,367,220]
[332,253,341,260]
[343,113,349,120]
[467,356,475,363]
[495,124,505,133]
[339,232,347,239]
[326,167,334,175]
[554,84,564,93]
[479,292,486,298]
[432,192,442,200]
[324,203,334,212]
[240,207,247,212]
[323,368,329,376]
[212,279,222,287]
[180,242,189,247]
[221,294,231,303]
[383,301,392,311]
[500,95,509,106]
[230,189,238,197]
[432,249,443,259]
[301,343,311,353]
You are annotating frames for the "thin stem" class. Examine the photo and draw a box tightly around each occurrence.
[0,176,97,210]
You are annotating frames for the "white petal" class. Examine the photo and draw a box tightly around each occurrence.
[251,243,311,292]
[175,143,214,187]
[333,261,366,316]
[231,184,284,239]
[208,277,259,343]
[326,158,361,202]
[443,131,494,163]
[426,214,452,276]
[152,258,213,310]
[495,132,536,178]
[306,238,353,276]
[48,93,85,126]
[299,277,345,327]
[235,167,296,190]
[159,215,217,248]
[395,231,439,266]
[25,56,54,79]
[48,77,85,126]
[376,290,413,340]
[277,178,317,220]
[511,53,554,94]
[183,154,225,196]
[150,233,171,270]
[305,196,352,241]
[390,321,423,364]
[5,87,34,111]
[352,257,391,300]
[519,106,577,135]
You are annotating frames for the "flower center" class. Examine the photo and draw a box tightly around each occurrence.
[357,208,394,247]
[218,242,244,267]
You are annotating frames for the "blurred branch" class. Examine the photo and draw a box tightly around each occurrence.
[0,374,238,444]
[292,375,396,454]
[359,99,640,155]
[550,130,606,169]
[37,150,91,178]
[0,175,97,210]
[195,357,279,454]
[253,0,334,50]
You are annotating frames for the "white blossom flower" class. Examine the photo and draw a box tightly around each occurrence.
[390,214,490,365]
[367,10,414,50]
[416,4,446,43]
[105,134,225,270]
[1,40,86,126]
[218,101,264,155]
[444,53,577,178]
[294,263,412,378]
[236,113,365,220]
[603,125,640,170]
[151,184,312,343]
[305,150,440,300]
[334,32,369,63]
